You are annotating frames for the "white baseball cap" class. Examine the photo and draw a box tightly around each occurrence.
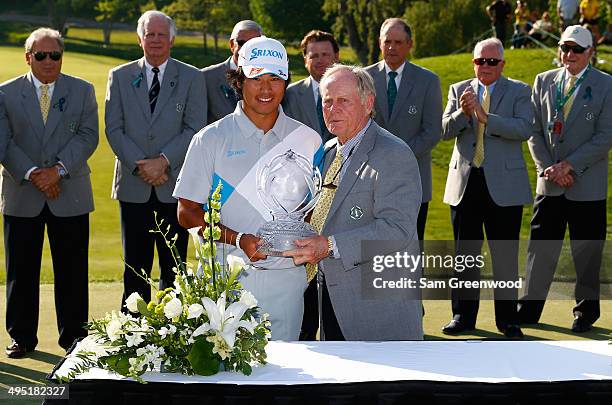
[237,36,289,80]
[559,25,593,48]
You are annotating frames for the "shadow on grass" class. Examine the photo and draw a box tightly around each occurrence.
[522,322,612,339]
[0,360,48,384]
[29,351,63,366]
[425,328,503,340]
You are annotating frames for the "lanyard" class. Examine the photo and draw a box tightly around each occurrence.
[555,66,590,114]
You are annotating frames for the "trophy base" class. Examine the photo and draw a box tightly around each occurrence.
[257,220,318,256]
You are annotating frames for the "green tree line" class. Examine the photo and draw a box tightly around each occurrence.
[2,0,610,59]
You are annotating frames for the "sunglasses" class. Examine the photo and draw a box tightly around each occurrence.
[32,51,62,61]
[559,44,587,54]
[473,58,502,66]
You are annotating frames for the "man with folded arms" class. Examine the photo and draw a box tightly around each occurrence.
[1,28,98,357]
[441,37,532,339]
[518,25,612,333]
[105,10,206,309]
[365,18,442,243]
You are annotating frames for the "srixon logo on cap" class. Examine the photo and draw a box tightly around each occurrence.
[249,48,284,61]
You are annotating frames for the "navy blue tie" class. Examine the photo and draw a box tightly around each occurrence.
[149,67,160,113]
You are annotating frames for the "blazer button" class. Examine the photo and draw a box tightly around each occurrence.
[472,143,476,147]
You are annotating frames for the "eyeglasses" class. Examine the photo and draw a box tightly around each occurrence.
[236,39,248,47]
[32,51,62,61]
[473,58,502,66]
[322,146,356,190]
[560,44,587,54]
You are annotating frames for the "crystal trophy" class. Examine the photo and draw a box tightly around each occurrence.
[256,150,322,255]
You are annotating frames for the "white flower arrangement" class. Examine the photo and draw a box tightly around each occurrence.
[60,182,270,382]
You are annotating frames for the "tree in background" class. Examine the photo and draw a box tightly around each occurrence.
[405,0,491,58]
[46,0,94,33]
[249,0,329,42]
[323,0,411,66]
[95,0,142,44]
[163,0,252,54]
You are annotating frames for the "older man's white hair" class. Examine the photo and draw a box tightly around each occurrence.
[321,64,376,106]
[473,37,504,59]
[24,27,64,53]
[230,20,263,39]
[137,10,177,40]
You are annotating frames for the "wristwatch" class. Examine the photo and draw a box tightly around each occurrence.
[56,164,67,179]
[327,236,335,258]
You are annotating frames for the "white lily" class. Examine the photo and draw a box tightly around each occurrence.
[187,303,204,319]
[226,255,245,286]
[192,292,254,349]
[187,227,204,258]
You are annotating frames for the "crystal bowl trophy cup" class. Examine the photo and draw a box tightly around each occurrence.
[256,150,322,256]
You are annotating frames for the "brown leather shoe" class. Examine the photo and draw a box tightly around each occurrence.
[5,341,35,359]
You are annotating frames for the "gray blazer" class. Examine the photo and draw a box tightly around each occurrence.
[0,73,98,217]
[442,76,533,207]
[365,61,442,202]
[0,91,8,163]
[320,121,423,340]
[283,76,323,135]
[529,67,612,201]
[105,57,207,203]
[202,57,237,124]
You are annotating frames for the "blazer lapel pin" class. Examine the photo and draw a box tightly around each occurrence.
[350,206,363,220]
[132,73,143,88]
[53,97,65,112]
[220,84,233,99]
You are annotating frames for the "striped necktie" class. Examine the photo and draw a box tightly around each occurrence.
[149,67,160,113]
[473,85,490,168]
[306,147,343,282]
[40,84,50,124]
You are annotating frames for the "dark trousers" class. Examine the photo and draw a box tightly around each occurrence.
[518,195,605,325]
[450,168,523,328]
[320,274,345,341]
[4,204,89,350]
[417,202,428,243]
[494,22,508,45]
[299,277,318,340]
[120,189,188,308]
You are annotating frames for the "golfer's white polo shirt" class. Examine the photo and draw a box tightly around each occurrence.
[174,101,323,270]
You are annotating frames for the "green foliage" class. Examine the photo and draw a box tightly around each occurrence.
[405,0,492,58]
[323,0,412,65]
[249,0,329,42]
[163,0,252,54]
[187,338,220,375]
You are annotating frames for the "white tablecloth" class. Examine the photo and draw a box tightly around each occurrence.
[54,340,612,385]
